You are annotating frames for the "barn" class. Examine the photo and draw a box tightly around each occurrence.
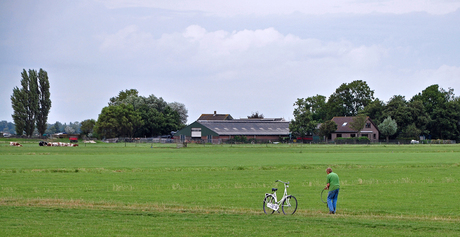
[174,115,290,144]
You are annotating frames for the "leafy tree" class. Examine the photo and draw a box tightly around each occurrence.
[135,105,183,137]
[318,120,337,142]
[44,123,56,135]
[107,90,187,137]
[411,85,453,115]
[294,95,328,122]
[326,80,374,117]
[248,111,264,119]
[80,119,96,137]
[53,121,63,133]
[36,69,51,137]
[379,116,398,143]
[411,85,458,139]
[431,100,460,140]
[400,123,421,139]
[362,98,385,125]
[94,104,143,138]
[383,95,411,137]
[168,102,188,124]
[0,121,16,134]
[289,109,317,140]
[109,89,139,105]
[64,126,75,134]
[68,121,81,134]
[349,114,367,139]
[407,100,430,136]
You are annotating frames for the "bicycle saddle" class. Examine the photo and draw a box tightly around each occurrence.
[272,188,278,192]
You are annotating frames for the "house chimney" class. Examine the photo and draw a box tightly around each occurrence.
[214,111,216,116]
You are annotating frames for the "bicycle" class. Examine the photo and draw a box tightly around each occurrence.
[263,180,298,215]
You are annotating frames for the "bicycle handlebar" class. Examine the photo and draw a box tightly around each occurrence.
[275,180,289,184]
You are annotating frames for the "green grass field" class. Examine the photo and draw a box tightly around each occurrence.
[1,141,459,236]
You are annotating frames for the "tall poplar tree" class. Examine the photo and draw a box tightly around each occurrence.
[23,69,38,137]
[11,87,27,136]
[36,69,52,136]
[10,69,51,137]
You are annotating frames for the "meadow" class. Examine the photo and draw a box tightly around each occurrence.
[1,141,459,236]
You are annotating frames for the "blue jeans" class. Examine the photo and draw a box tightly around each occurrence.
[327,188,339,213]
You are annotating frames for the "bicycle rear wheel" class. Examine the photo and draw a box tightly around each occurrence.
[282,195,297,215]
[263,195,276,214]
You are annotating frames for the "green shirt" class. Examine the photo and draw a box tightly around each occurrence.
[327,172,340,191]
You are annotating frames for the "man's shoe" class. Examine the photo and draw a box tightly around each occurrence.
[329,211,333,214]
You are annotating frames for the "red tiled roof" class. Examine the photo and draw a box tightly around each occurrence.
[332,117,356,132]
[331,116,378,133]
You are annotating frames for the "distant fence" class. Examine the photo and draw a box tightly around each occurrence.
[103,137,174,144]
[3,136,455,145]
[171,138,457,145]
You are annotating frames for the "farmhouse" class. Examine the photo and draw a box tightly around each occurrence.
[174,112,290,143]
[330,116,380,142]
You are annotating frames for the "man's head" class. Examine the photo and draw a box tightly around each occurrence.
[326,167,332,174]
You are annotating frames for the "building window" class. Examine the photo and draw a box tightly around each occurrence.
[337,134,342,138]
[207,135,212,143]
[361,134,368,138]
[373,134,376,139]
[351,134,356,138]
[180,134,186,142]
[365,123,371,128]
[191,128,201,138]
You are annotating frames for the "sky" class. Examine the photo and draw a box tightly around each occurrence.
[1,0,460,125]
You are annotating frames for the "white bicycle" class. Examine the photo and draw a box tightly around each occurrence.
[263,180,298,215]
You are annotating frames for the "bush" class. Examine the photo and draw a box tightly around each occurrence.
[334,136,370,144]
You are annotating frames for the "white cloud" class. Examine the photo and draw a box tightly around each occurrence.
[157,26,386,68]
[98,25,155,52]
[97,24,389,86]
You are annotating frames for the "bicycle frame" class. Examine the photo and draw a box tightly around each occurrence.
[265,180,290,211]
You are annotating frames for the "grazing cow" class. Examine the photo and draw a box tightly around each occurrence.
[10,142,22,147]
[42,142,78,147]
[39,141,48,146]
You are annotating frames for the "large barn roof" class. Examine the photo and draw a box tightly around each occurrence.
[198,120,290,136]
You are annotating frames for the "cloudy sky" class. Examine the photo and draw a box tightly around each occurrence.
[1,0,459,125]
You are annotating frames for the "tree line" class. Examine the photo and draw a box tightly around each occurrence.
[9,69,459,141]
[290,80,460,141]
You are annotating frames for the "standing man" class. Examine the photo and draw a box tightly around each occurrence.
[325,167,340,214]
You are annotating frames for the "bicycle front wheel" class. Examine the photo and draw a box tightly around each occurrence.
[263,195,276,214]
[282,195,297,215]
